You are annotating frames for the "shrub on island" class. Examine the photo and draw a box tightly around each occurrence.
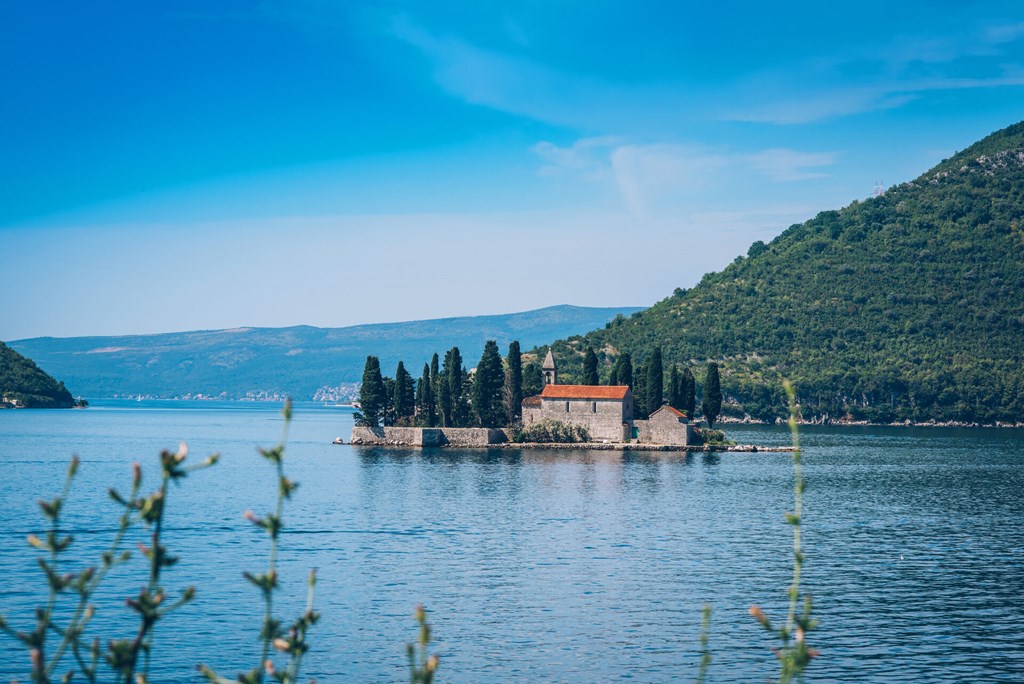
[512,418,591,443]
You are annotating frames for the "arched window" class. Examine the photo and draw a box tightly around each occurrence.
[565,401,570,413]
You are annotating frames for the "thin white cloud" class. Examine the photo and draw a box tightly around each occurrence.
[532,139,836,214]
[983,21,1024,46]
[745,149,837,181]
[532,136,621,180]
[727,74,1024,124]
[609,144,729,215]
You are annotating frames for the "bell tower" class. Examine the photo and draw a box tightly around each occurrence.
[542,349,557,385]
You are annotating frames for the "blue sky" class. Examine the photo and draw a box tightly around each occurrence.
[3,1,1023,339]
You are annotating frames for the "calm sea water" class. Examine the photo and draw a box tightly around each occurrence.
[1,401,1022,682]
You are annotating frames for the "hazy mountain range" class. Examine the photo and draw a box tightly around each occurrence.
[8,305,641,401]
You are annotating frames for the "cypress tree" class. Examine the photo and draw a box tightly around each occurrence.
[417,363,437,427]
[647,347,664,412]
[633,363,647,419]
[702,362,722,428]
[522,362,544,397]
[617,352,633,388]
[358,356,386,427]
[682,367,697,418]
[669,365,682,410]
[430,352,442,424]
[438,372,452,427]
[472,340,505,428]
[445,347,468,427]
[392,361,415,425]
[504,340,523,424]
[583,347,599,385]
[609,357,621,385]
[381,376,395,426]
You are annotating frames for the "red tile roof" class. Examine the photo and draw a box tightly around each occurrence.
[651,405,687,418]
[521,395,542,407]
[540,385,630,400]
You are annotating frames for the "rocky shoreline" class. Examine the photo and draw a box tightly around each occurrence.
[718,416,1024,428]
[343,438,794,453]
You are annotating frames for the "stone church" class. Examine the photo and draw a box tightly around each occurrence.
[521,350,634,442]
[521,350,694,445]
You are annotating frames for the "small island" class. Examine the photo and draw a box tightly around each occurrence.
[348,346,784,450]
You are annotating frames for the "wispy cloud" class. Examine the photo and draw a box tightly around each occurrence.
[386,14,695,132]
[609,144,729,215]
[724,21,1024,124]
[745,149,837,181]
[532,138,836,214]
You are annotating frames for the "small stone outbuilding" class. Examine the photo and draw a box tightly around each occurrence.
[634,405,695,446]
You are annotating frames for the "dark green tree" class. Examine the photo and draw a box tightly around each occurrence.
[430,352,440,381]
[616,352,633,388]
[429,352,442,424]
[417,363,437,427]
[582,347,599,385]
[472,340,505,428]
[702,362,722,428]
[393,361,415,425]
[438,372,452,427]
[669,365,682,410]
[504,340,523,424]
[444,347,469,427]
[633,363,648,419]
[647,347,664,412]
[357,355,386,426]
[382,376,395,426]
[682,367,697,418]
[522,362,544,398]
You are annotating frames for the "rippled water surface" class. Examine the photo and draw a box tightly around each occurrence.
[1,401,1022,682]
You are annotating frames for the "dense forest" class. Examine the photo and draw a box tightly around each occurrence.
[542,121,1024,425]
[0,341,81,408]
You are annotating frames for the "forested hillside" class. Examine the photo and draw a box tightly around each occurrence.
[0,341,78,408]
[545,121,1024,424]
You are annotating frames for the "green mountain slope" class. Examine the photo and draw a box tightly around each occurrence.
[545,121,1024,424]
[7,305,641,400]
[0,341,78,408]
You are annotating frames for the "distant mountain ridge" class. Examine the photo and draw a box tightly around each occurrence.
[8,305,642,400]
[543,121,1024,424]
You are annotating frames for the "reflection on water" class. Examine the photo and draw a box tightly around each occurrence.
[0,403,1022,682]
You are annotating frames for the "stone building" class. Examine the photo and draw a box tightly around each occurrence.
[522,384,634,442]
[520,351,695,445]
[521,350,634,442]
[633,405,695,445]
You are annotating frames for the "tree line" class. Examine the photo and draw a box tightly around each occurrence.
[582,345,722,427]
[356,341,542,429]
[356,340,723,429]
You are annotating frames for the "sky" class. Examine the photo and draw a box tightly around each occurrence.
[2,0,1023,340]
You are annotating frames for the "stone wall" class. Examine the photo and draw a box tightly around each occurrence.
[350,426,505,447]
[441,428,506,446]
